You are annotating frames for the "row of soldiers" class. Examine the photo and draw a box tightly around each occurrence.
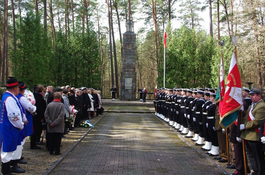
[153,87,265,175]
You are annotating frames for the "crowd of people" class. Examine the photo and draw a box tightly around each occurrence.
[0,77,103,175]
[154,87,265,175]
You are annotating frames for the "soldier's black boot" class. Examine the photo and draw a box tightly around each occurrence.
[10,160,25,173]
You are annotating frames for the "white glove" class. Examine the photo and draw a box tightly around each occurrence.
[240,106,244,111]
[199,122,203,125]
[193,117,196,122]
[206,123,208,128]
[187,114,190,119]
[236,137,242,143]
[240,124,245,131]
[222,128,225,134]
[184,114,186,118]
[213,127,216,131]
[73,109,78,114]
[261,136,265,144]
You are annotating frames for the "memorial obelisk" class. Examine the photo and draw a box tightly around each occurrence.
[120,0,136,100]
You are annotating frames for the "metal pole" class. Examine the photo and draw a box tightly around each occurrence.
[163,40,165,88]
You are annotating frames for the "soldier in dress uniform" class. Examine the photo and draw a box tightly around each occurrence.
[110,85,116,101]
[171,88,177,128]
[205,93,219,156]
[193,90,205,144]
[182,89,194,135]
[168,89,174,126]
[174,89,182,129]
[178,89,187,133]
[201,91,212,150]
[187,89,197,138]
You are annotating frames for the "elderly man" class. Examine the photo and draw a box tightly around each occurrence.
[45,92,65,155]
[0,78,27,175]
[240,87,265,175]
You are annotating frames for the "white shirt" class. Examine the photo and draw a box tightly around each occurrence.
[19,95,37,114]
[5,91,25,130]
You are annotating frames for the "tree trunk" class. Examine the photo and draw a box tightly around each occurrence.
[217,0,220,41]
[168,0,171,23]
[114,0,123,59]
[107,0,114,87]
[222,0,231,39]
[49,0,55,48]
[65,0,68,39]
[110,1,119,98]
[57,7,61,31]
[209,0,213,37]
[36,0,39,15]
[151,0,159,78]
[11,0,17,52]
[2,0,8,84]
[71,0,74,33]
[230,0,233,36]
[44,0,47,33]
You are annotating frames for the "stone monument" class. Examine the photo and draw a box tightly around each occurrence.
[120,11,136,100]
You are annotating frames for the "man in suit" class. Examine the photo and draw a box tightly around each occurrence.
[240,87,265,175]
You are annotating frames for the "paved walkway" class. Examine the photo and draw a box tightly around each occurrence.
[48,106,225,175]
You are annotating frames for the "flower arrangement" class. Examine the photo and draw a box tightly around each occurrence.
[79,120,94,128]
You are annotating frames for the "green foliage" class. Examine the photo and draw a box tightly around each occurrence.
[10,11,100,89]
[10,11,51,87]
[157,25,216,88]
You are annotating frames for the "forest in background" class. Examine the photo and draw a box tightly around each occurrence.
[0,0,265,99]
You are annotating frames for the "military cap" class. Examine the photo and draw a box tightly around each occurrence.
[242,87,250,93]
[197,90,204,95]
[210,92,216,97]
[187,89,192,93]
[198,88,204,91]
[204,91,210,96]
[249,87,263,95]
[208,88,215,93]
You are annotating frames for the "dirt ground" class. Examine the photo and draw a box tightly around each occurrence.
[1,116,99,175]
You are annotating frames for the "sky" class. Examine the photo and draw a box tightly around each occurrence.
[97,0,210,41]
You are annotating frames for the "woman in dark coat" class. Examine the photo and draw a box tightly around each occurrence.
[31,85,46,149]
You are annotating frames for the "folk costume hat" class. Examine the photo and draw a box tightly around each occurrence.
[6,77,19,88]
[18,81,28,90]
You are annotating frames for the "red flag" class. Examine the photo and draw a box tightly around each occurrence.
[164,32,167,48]
[220,52,242,128]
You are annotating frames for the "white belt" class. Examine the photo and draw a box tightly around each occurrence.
[191,109,194,111]
[195,112,200,114]
[186,107,189,109]
[180,106,185,108]
[203,112,207,115]
[172,102,175,104]
[207,116,214,119]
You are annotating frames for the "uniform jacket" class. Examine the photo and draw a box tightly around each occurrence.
[241,99,265,141]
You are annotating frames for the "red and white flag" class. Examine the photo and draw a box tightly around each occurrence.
[220,52,242,128]
[164,31,167,48]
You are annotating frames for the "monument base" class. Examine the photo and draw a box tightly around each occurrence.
[120,72,136,100]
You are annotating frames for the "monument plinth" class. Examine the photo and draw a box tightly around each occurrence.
[120,20,136,100]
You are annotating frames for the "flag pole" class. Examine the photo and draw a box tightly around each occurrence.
[232,37,247,175]
[163,31,166,88]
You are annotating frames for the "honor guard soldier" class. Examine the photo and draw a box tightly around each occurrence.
[201,91,212,150]
[168,89,174,126]
[206,93,219,156]
[183,89,194,136]
[174,88,182,129]
[193,89,205,144]
[178,89,187,132]
[187,89,198,138]
[171,88,177,128]
[110,85,116,101]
